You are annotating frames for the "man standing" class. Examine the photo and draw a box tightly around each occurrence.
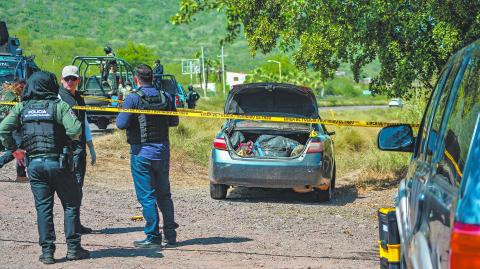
[186,85,200,109]
[0,71,89,264]
[153,59,164,76]
[116,64,179,248]
[59,65,97,234]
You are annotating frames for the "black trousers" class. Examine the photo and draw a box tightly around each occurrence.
[27,157,81,252]
[74,150,87,229]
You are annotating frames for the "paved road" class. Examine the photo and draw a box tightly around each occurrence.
[318,105,388,111]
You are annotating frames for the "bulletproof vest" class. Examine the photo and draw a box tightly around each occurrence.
[126,89,170,145]
[20,100,67,156]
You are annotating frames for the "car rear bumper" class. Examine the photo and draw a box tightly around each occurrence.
[209,149,326,188]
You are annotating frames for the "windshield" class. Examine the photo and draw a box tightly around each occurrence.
[0,62,17,84]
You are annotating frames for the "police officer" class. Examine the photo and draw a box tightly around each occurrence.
[59,65,96,234]
[0,71,90,264]
[116,64,179,248]
[186,85,200,109]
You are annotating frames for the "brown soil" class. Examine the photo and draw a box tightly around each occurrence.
[0,147,396,269]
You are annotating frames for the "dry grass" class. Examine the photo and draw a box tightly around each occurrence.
[85,130,209,190]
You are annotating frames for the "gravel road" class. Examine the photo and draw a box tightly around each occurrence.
[0,158,396,269]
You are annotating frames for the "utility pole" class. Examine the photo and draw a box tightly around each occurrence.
[218,46,228,95]
[201,46,207,97]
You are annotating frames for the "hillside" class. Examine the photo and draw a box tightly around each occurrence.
[1,0,269,71]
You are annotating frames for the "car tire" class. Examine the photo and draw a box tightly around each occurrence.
[96,118,109,130]
[210,183,229,200]
[314,186,332,202]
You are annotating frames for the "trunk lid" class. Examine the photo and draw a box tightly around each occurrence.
[224,83,319,118]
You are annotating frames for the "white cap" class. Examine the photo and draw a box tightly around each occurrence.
[62,65,79,78]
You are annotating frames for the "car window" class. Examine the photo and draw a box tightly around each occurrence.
[436,57,480,185]
[416,64,453,159]
[425,62,462,162]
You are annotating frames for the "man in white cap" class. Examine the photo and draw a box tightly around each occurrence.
[59,65,96,234]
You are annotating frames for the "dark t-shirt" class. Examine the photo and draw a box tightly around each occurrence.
[58,87,87,147]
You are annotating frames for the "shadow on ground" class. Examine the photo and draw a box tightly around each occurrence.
[225,185,359,206]
[177,236,252,247]
[95,226,144,235]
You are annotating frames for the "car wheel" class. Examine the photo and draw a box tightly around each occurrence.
[331,163,336,190]
[96,118,109,130]
[210,183,229,199]
[314,186,332,202]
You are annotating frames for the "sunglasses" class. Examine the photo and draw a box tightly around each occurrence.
[64,76,78,82]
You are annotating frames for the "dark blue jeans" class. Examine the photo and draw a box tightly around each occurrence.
[130,154,178,239]
[27,158,81,252]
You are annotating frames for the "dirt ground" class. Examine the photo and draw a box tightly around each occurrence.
[0,155,396,269]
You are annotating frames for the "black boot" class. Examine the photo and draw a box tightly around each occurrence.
[39,245,55,264]
[39,253,55,265]
[163,229,177,247]
[78,225,93,234]
[66,246,90,261]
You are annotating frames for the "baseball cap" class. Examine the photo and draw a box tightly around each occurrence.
[62,65,79,78]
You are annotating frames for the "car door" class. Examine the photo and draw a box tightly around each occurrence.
[404,62,457,242]
[422,56,480,269]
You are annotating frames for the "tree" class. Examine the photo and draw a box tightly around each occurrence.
[172,1,480,96]
[116,42,157,68]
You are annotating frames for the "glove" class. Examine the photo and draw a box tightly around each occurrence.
[12,149,26,167]
[87,140,96,165]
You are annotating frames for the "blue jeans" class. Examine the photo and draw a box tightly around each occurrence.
[130,155,178,239]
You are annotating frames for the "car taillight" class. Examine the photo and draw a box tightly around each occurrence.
[450,222,480,268]
[175,95,180,106]
[306,141,324,153]
[213,138,228,150]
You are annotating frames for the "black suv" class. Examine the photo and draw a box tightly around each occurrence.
[378,41,480,268]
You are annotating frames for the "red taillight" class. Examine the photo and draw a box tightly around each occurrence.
[175,95,180,106]
[306,141,324,153]
[450,222,480,268]
[213,138,228,150]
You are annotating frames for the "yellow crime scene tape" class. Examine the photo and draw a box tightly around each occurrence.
[0,101,420,128]
[81,95,123,103]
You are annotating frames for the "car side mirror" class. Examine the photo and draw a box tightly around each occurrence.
[377,124,415,152]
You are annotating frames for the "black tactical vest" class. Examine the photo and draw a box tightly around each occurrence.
[20,100,67,156]
[126,89,170,145]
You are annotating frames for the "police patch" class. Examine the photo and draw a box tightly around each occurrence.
[68,109,78,119]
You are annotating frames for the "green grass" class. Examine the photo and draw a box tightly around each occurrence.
[322,103,425,188]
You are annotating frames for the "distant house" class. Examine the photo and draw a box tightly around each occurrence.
[360,77,372,85]
[335,70,346,77]
[226,71,248,88]
[193,83,216,92]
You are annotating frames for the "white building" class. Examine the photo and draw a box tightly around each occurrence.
[226,71,248,88]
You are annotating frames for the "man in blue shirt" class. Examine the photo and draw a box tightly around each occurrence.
[116,64,179,248]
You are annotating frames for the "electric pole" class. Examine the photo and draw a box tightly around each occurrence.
[218,46,228,95]
[201,46,207,97]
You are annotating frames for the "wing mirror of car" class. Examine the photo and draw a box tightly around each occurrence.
[377,124,415,152]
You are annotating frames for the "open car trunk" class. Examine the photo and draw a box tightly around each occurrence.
[225,121,313,159]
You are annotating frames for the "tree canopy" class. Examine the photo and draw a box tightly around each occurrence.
[172,1,480,96]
